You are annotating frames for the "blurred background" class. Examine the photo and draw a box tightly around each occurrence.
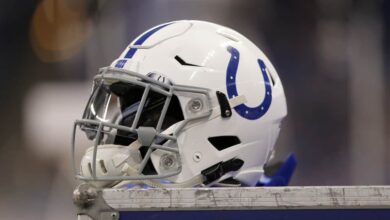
[0,0,389,219]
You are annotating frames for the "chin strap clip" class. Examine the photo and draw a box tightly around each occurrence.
[216,91,232,118]
[201,158,244,185]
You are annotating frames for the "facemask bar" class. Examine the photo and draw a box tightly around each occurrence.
[72,67,213,182]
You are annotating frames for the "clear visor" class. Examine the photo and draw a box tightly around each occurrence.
[81,79,181,145]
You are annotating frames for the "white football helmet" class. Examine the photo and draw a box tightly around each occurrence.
[72,20,287,188]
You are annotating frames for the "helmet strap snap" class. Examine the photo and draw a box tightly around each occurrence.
[201,158,244,184]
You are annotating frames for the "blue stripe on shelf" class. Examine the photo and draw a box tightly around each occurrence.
[119,209,390,220]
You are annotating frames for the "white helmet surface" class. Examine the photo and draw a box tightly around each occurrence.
[72,20,287,188]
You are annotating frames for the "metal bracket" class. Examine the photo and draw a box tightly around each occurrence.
[216,91,232,118]
[73,183,119,220]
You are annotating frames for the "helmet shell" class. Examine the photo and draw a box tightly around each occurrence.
[110,20,287,186]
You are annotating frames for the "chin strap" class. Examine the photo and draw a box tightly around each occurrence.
[113,157,244,189]
[111,125,245,188]
[113,165,205,189]
[213,178,242,187]
[111,138,204,189]
[201,158,244,184]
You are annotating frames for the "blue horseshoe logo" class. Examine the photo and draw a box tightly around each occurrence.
[226,46,272,120]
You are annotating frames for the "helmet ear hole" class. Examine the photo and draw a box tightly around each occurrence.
[208,136,241,151]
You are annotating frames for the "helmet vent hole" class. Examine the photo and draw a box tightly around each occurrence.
[174,55,201,67]
[270,74,275,86]
[266,68,275,86]
[208,136,241,151]
[99,160,108,174]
